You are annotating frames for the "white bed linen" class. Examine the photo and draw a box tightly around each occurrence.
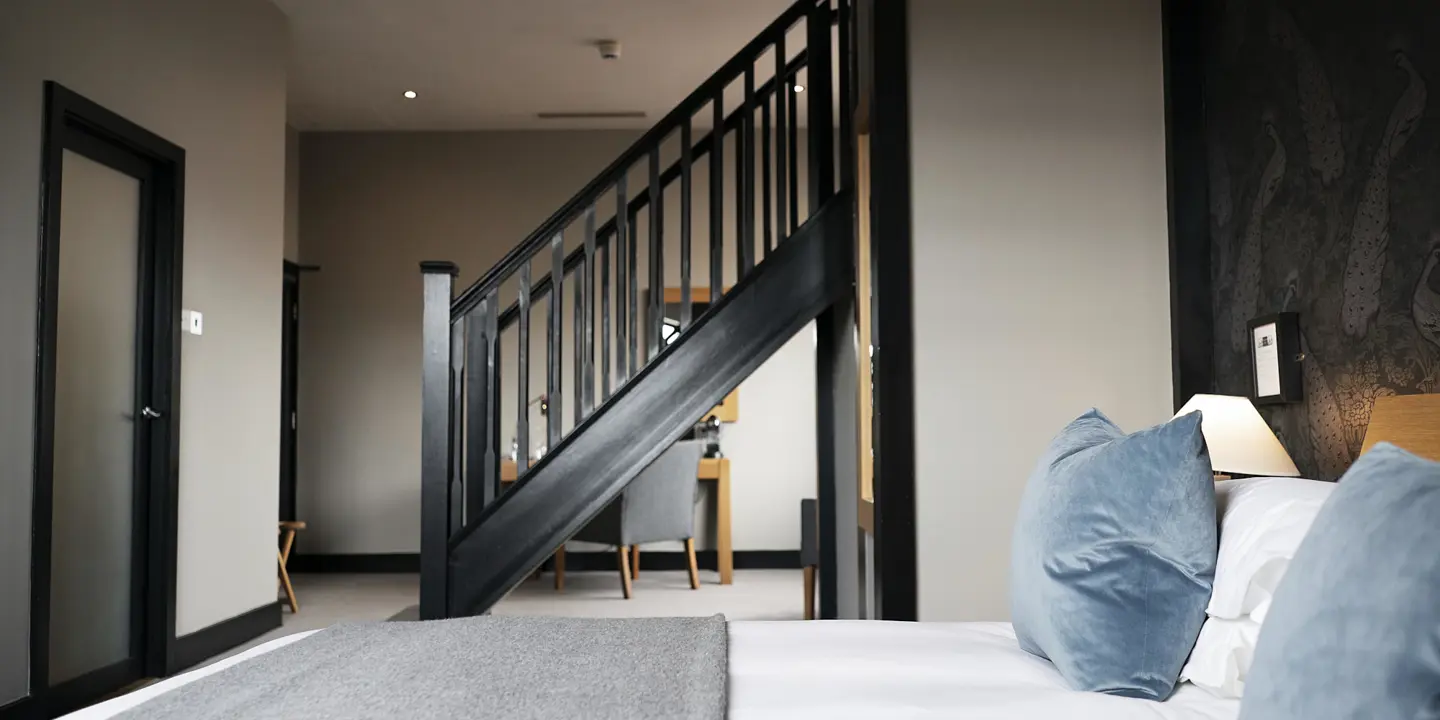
[729,621,1237,720]
[68,621,1238,719]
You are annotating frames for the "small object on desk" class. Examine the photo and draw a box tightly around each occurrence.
[277,520,307,613]
[684,416,724,458]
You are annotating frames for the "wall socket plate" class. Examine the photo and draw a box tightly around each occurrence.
[182,309,204,336]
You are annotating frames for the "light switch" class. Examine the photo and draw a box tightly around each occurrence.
[183,310,204,336]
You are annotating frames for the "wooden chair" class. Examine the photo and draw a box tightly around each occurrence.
[277,520,307,613]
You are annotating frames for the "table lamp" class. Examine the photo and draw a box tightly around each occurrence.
[1174,394,1300,478]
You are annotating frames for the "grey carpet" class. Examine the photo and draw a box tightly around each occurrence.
[115,615,728,720]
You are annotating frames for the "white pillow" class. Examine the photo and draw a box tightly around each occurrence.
[1181,617,1261,698]
[1180,477,1333,699]
[1207,476,1333,620]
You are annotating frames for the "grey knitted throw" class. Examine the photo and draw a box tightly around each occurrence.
[116,615,728,720]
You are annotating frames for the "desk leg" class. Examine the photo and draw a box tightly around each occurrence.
[718,460,733,585]
[554,546,566,592]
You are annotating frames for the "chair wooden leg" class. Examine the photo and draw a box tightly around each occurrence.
[278,550,299,613]
[631,545,640,579]
[554,545,566,592]
[618,546,633,599]
[685,538,700,590]
[803,565,816,620]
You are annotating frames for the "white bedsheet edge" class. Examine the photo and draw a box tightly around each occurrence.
[62,631,321,720]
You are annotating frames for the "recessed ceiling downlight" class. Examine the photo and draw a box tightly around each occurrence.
[403,90,417,99]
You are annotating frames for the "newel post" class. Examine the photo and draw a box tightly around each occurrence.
[419,261,458,620]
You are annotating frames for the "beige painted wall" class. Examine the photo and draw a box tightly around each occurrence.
[908,0,1174,620]
[297,129,818,556]
[285,125,302,262]
[0,0,289,693]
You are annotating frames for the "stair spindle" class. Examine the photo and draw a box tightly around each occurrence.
[449,320,465,532]
[807,1,835,209]
[600,229,612,402]
[710,91,724,306]
[581,205,596,420]
[547,233,563,449]
[775,35,788,244]
[740,65,756,277]
[627,207,639,378]
[788,67,800,233]
[464,293,500,520]
[615,175,629,385]
[516,261,531,474]
[680,119,693,329]
[762,100,773,257]
[648,148,663,361]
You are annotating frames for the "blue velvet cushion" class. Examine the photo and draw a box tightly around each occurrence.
[1240,443,1440,719]
[1011,409,1217,699]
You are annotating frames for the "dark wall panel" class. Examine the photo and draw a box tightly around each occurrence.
[1206,0,1440,478]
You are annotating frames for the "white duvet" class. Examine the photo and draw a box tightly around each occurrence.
[70,621,1238,719]
[731,621,1236,720]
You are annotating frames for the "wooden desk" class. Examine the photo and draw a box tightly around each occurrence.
[501,457,732,584]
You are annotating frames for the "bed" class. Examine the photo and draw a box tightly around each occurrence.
[69,397,1438,719]
[68,621,1237,719]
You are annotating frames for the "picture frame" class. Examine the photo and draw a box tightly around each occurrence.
[1247,313,1303,405]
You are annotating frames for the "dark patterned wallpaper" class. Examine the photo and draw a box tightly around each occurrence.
[1205,0,1440,479]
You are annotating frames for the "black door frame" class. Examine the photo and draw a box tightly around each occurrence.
[29,82,184,716]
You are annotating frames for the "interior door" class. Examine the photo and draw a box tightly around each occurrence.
[46,148,152,691]
[33,83,184,714]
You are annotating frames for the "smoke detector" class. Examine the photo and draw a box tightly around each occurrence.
[597,40,622,61]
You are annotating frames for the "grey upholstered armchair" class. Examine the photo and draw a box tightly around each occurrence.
[571,440,707,598]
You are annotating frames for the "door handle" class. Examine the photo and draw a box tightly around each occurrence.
[141,407,163,419]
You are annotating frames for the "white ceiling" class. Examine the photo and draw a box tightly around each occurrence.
[272,0,798,131]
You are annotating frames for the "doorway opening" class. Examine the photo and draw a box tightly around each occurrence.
[29,82,184,716]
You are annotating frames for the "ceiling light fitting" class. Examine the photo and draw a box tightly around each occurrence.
[403,90,417,99]
[597,40,622,61]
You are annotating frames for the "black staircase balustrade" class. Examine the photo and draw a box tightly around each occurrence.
[484,49,810,334]
[419,0,846,621]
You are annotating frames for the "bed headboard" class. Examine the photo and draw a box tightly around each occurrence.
[1360,395,1440,463]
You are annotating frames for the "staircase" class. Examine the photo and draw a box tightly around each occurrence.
[419,0,855,619]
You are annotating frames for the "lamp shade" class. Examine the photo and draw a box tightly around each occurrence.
[1174,394,1300,477]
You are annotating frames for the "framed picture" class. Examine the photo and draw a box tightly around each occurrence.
[1248,313,1303,405]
